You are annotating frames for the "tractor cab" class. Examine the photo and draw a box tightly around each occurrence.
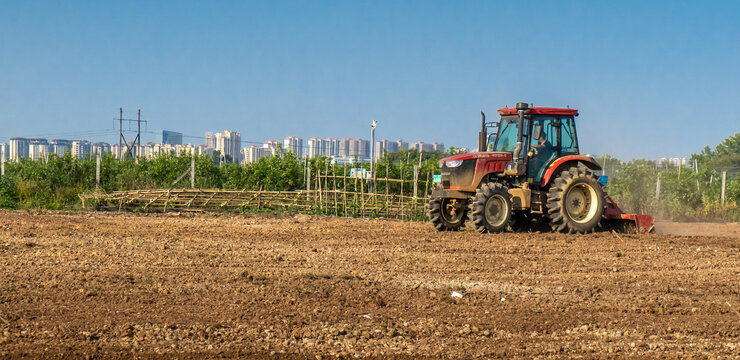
[489,104,580,185]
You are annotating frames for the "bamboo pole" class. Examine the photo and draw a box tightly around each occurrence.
[325,160,329,210]
[343,166,348,217]
[424,170,430,198]
[400,161,404,219]
[333,163,338,216]
[360,171,365,218]
[385,165,390,216]
[315,164,319,205]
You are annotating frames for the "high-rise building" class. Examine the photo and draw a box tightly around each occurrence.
[215,130,241,163]
[91,142,111,157]
[9,138,30,162]
[432,142,445,151]
[162,130,183,146]
[263,140,280,157]
[397,140,409,151]
[71,140,92,159]
[323,138,339,157]
[205,132,216,149]
[338,138,350,158]
[336,137,370,162]
[306,137,322,159]
[283,136,303,158]
[49,139,72,156]
[410,141,435,152]
[28,139,49,161]
[242,145,270,164]
[375,139,400,160]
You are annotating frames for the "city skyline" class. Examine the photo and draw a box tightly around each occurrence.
[0,130,451,165]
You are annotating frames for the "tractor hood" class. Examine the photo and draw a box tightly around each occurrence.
[441,151,512,162]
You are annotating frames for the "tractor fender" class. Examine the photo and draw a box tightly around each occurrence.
[540,155,603,187]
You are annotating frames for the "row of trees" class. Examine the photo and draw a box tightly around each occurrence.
[1,132,738,221]
[0,149,450,210]
[598,132,740,221]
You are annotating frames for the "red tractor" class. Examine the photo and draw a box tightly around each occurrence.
[427,102,654,234]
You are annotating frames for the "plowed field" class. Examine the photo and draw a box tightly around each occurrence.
[1,210,739,359]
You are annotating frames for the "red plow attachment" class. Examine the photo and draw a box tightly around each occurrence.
[603,195,655,233]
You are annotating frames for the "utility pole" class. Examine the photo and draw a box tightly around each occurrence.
[369,120,377,192]
[116,107,147,161]
[118,107,123,160]
[96,152,101,188]
[136,109,141,163]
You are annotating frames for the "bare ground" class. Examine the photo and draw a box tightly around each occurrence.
[0,210,739,359]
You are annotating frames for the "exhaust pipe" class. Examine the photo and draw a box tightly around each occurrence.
[478,111,487,152]
[512,102,528,161]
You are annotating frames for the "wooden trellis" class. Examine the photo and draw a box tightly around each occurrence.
[79,188,427,220]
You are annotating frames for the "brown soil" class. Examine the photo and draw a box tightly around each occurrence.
[1,210,739,359]
[655,221,740,238]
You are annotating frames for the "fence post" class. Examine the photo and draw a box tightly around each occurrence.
[655,174,661,202]
[95,152,101,188]
[413,165,419,199]
[306,166,311,191]
[360,171,365,218]
[343,166,347,217]
[333,163,338,216]
[386,164,390,216]
[191,154,195,189]
[1,146,5,176]
[721,170,726,205]
[424,171,430,198]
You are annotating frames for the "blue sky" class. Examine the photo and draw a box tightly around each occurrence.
[1,0,738,159]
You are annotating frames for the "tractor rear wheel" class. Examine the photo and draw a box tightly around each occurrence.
[470,182,513,233]
[426,191,468,231]
[546,168,604,233]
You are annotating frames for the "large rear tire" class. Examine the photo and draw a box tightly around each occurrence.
[426,191,468,231]
[546,168,604,233]
[470,183,513,233]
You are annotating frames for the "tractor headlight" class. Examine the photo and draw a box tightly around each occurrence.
[445,160,463,168]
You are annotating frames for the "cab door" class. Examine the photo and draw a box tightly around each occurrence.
[527,117,559,184]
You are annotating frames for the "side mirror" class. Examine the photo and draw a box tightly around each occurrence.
[533,124,543,140]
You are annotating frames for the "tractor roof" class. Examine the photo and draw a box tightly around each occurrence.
[497,106,578,116]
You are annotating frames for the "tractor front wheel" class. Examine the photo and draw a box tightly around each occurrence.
[426,194,468,231]
[470,182,513,233]
[546,168,605,233]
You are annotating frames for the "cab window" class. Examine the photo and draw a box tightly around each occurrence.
[560,117,578,153]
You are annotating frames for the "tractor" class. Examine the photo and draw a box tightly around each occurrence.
[426,102,654,234]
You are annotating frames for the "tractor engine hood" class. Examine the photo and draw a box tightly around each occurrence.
[439,151,512,191]
[441,151,512,163]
